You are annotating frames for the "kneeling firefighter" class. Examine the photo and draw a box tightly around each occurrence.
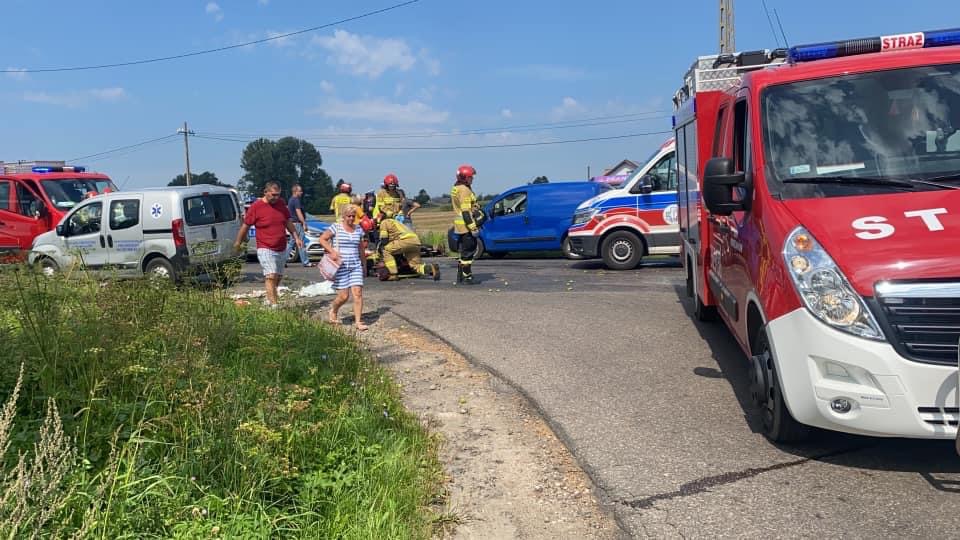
[378,214,440,281]
[449,164,484,284]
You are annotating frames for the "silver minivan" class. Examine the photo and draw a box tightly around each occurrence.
[28,185,242,281]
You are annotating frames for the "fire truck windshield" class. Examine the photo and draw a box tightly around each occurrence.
[41,178,117,209]
[762,63,960,199]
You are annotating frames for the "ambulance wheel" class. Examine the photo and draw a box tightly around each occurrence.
[562,236,583,260]
[752,331,810,443]
[145,257,177,283]
[601,231,643,270]
[38,257,59,277]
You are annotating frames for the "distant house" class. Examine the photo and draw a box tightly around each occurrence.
[592,158,640,185]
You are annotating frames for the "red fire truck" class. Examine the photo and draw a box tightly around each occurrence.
[676,28,960,442]
[0,161,117,260]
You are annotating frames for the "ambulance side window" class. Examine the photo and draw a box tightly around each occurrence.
[649,153,678,192]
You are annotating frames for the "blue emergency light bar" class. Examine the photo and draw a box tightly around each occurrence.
[789,27,960,63]
[32,166,86,173]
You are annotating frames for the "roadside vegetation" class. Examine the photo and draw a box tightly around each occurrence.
[0,268,443,538]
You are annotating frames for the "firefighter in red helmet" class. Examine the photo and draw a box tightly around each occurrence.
[374,173,404,220]
[450,164,483,284]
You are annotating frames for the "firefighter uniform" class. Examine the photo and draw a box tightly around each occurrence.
[379,218,439,280]
[451,183,480,283]
[374,187,403,219]
[330,192,352,220]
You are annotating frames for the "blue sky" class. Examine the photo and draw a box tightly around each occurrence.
[0,1,954,198]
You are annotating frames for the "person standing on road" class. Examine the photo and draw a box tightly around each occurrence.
[235,181,303,308]
[377,214,439,281]
[450,164,481,284]
[374,174,404,219]
[318,204,369,331]
[398,188,421,229]
[287,184,311,267]
[330,182,353,220]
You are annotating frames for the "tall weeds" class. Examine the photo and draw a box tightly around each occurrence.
[0,267,442,538]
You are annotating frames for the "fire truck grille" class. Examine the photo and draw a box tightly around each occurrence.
[874,289,960,365]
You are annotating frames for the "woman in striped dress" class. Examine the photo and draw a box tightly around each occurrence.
[318,204,369,330]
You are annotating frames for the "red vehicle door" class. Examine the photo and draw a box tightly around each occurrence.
[0,180,17,255]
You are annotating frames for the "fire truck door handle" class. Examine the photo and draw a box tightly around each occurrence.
[211,226,218,239]
[99,235,105,248]
[106,235,113,248]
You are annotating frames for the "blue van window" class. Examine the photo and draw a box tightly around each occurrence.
[493,192,526,217]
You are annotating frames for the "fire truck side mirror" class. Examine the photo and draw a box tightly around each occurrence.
[703,157,746,216]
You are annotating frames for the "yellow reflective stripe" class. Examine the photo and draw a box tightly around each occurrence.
[459,204,472,210]
[453,219,466,225]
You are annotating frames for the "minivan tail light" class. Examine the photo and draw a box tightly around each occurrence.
[172,218,186,247]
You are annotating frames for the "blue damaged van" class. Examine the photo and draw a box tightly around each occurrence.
[476,182,610,258]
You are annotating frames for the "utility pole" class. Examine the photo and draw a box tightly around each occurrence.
[587,165,591,180]
[719,0,735,54]
[177,121,195,186]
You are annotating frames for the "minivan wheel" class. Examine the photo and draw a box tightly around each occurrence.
[39,257,58,277]
[751,331,811,443]
[600,231,643,270]
[562,237,583,260]
[145,258,176,283]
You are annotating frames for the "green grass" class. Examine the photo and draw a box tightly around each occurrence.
[0,268,443,538]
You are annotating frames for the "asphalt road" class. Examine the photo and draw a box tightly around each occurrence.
[262,256,960,538]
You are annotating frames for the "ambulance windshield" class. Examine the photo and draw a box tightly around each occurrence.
[41,178,118,209]
[762,63,960,199]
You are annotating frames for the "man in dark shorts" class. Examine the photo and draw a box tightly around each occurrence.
[234,182,303,308]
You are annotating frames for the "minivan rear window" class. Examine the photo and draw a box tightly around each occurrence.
[183,194,237,225]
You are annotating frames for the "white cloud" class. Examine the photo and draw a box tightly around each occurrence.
[501,108,513,119]
[311,98,449,124]
[24,87,128,108]
[319,80,335,94]
[551,96,587,120]
[205,2,223,22]
[311,30,416,78]
[5,68,28,82]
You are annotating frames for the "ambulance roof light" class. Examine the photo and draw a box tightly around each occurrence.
[789,28,960,63]
[31,166,86,173]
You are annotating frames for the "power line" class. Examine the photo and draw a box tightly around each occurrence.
[67,133,178,162]
[196,111,673,141]
[193,130,673,151]
[82,137,182,165]
[2,0,421,73]
[760,0,782,48]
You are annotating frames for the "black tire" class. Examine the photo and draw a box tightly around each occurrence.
[144,257,177,283]
[38,257,59,277]
[562,236,584,260]
[600,230,643,270]
[752,331,811,443]
[473,237,485,259]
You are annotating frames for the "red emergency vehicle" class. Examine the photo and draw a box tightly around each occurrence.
[0,161,117,259]
[676,28,960,442]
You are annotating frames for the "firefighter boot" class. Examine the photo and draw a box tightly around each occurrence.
[461,263,474,285]
[385,273,399,281]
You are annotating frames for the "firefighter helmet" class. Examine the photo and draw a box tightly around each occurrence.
[456,164,476,182]
[383,174,399,187]
[360,215,375,232]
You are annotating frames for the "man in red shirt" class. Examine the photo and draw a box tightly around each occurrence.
[234,181,303,308]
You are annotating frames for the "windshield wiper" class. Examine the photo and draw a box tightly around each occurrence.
[783,175,918,190]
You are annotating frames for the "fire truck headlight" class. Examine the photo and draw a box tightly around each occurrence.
[783,227,884,341]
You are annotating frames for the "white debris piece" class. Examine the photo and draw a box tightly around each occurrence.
[297,281,335,297]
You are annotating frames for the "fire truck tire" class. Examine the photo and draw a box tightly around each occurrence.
[600,230,643,270]
[752,331,811,443]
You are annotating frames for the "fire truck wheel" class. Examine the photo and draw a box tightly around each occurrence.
[601,231,643,270]
[751,331,811,443]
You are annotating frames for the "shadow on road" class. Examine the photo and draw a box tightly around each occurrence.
[569,256,683,271]
[672,283,960,480]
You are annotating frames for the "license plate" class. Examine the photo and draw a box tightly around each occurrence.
[192,241,220,256]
